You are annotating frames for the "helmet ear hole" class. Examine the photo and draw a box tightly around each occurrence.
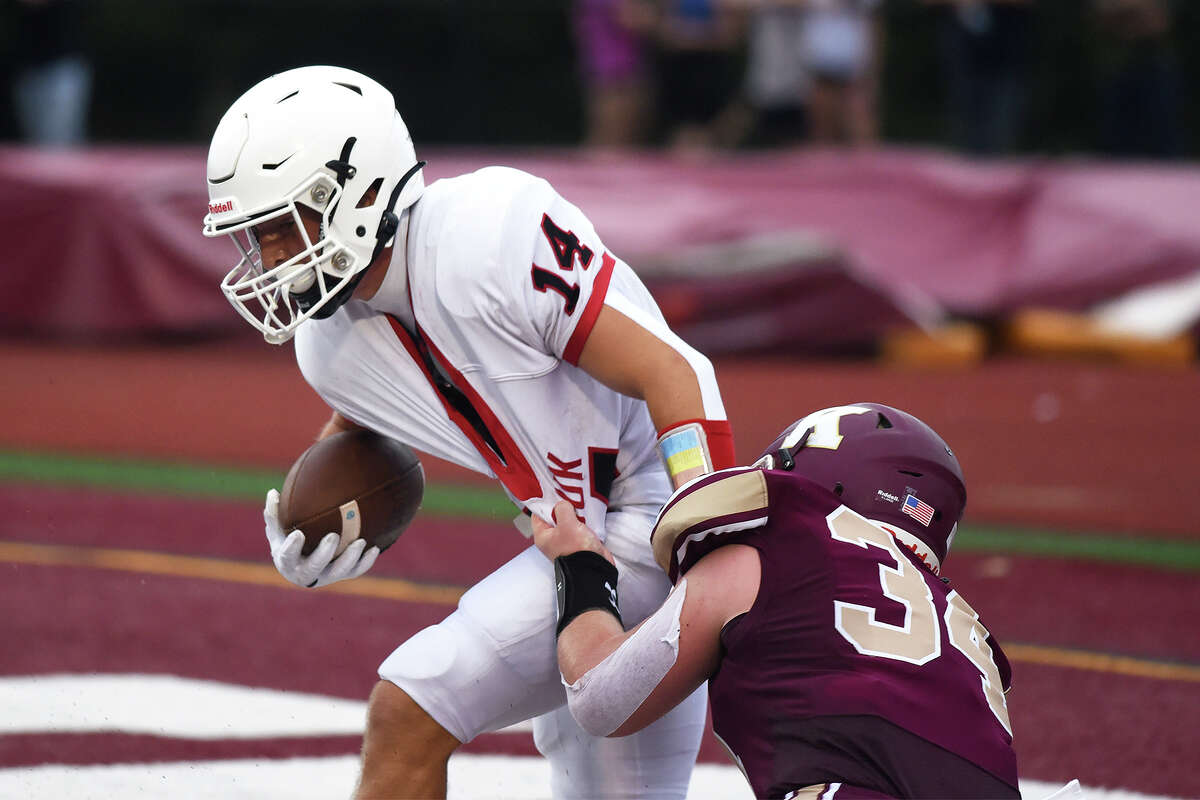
[356,177,384,209]
[875,412,893,429]
[833,482,844,496]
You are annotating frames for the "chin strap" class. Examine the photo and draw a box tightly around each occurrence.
[304,263,370,319]
[772,426,811,471]
[321,136,358,232]
[370,160,425,264]
[299,158,426,320]
[324,137,358,187]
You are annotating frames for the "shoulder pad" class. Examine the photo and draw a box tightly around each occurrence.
[651,467,769,580]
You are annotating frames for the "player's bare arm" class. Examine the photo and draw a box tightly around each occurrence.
[577,304,733,487]
[576,305,703,420]
[533,500,759,737]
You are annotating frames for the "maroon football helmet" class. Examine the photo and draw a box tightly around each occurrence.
[757,403,966,570]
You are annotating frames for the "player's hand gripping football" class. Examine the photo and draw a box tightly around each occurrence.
[263,489,380,588]
[531,500,615,565]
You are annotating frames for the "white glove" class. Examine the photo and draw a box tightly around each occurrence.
[263,488,380,588]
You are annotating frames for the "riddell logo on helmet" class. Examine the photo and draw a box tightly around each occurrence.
[208,199,236,215]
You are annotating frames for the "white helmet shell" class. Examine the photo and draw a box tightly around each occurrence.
[202,65,424,343]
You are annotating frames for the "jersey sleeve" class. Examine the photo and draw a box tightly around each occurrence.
[650,467,770,582]
[423,168,620,372]
[517,185,619,365]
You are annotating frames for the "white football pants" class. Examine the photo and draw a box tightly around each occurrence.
[378,506,706,799]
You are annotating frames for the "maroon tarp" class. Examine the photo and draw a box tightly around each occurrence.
[3,146,1198,352]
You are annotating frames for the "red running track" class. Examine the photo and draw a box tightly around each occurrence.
[2,339,1198,536]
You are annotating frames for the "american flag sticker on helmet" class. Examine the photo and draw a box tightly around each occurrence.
[902,494,935,527]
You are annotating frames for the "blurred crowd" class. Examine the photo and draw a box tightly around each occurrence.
[8,0,90,147]
[572,0,1188,158]
[3,0,1191,161]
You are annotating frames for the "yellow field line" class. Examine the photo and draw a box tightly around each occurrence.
[1004,643,1200,683]
[0,540,464,606]
[5,540,1200,684]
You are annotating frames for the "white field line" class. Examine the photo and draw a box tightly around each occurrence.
[0,757,1180,800]
[0,673,532,738]
[0,675,1183,800]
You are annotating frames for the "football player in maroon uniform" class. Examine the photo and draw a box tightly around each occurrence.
[535,403,1020,799]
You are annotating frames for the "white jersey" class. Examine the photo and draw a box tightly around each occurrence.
[294,166,680,536]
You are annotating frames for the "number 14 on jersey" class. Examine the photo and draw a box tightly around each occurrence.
[531,214,594,315]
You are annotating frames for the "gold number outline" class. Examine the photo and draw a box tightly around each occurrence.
[829,507,941,666]
[827,508,1012,733]
[944,591,1013,735]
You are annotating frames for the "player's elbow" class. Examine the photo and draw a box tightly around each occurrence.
[607,713,652,738]
[562,582,690,738]
[565,690,652,738]
[565,689,625,738]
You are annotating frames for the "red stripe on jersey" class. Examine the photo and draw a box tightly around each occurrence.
[387,316,542,503]
[562,251,616,366]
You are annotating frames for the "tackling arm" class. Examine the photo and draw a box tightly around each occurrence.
[534,501,760,737]
[577,303,733,488]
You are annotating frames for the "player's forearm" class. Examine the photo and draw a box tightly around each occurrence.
[557,612,630,684]
[576,303,732,487]
[603,320,734,488]
[577,304,725,417]
[558,578,697,738]
[641,352,712,432]
[643,356,733,488]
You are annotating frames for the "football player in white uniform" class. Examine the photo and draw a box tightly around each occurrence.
[202,66,736,799]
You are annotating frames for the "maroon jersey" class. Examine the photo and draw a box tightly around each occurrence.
[650,468,1019,799]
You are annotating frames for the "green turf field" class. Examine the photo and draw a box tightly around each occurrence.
[3,449,1196,572]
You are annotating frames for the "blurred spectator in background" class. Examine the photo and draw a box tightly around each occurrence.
[648,0,745,153]
[1094,0,1183,159]
[715,1,811,149]
[574,0,656,149]
[924,0,1033,157]
[802,0,884,146]
[10,0,91,147]
[741,1,808,147]
[709,0,882,151]
[714,1,810,149]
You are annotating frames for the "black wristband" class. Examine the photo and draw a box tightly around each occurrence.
[554,551,621,637]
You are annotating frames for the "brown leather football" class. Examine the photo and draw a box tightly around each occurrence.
[278,430,424,556]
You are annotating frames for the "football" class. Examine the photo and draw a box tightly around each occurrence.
[278,430,425,556]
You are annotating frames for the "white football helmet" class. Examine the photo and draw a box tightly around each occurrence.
[202,65,424,344]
